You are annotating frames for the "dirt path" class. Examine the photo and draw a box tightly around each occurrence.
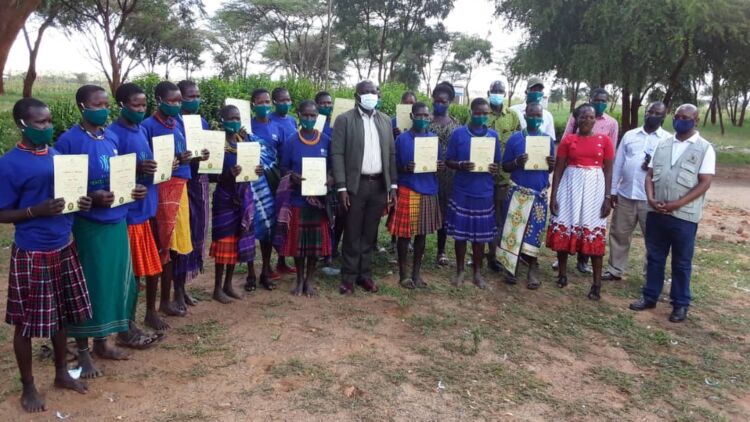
[700,165,750,243]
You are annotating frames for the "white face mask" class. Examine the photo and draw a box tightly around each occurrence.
[359,93,379,111]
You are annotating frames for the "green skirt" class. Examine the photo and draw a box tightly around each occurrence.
[67,218,137,338]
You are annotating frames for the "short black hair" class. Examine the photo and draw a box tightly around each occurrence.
[155,81,180,100]
[574,102,595,117]
[271,87,289,101]
[177,79,197,94]
[251,88,270,103]
[314,91,331,103]
[297,100,317,113]
[411,101,428,114]
[525,102,543,114]
[75,84,106,105]
[219,104,239,120]
[590,87,608,98]
[401,91,416,102]
[115,82,144,105]
[470,97,489,110]
[432,81,455,101]
[13,97,48,122]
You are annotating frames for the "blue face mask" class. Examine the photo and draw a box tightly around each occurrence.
[526,92,544,104]
[672,118,695,135]
[433,103,448,116]
[489,94,504,106]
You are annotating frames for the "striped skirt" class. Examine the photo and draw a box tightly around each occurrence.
[210,235,239,265]
[5,242,92,338]
[155,177,189,264]
[546,166,607,256]
[279,206,331,257]
[251,176,275,242]
[127,221,162,278]
[445,191,497,243]
[388,185,442,238]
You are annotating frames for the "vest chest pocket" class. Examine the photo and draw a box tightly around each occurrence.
[676,170,697,188]
[679,159,699,174]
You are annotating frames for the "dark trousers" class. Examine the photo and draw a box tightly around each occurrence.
[341,177,388,283]
[642,212,698,307]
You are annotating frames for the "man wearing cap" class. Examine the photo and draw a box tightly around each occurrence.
[510,77,557,141]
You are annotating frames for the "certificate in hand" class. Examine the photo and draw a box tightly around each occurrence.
[313,114,327,133]
[225,98,252,133]
[152,134,174,184]
[396,104,412,131]
[330,98,355,128]
[301,157,327,196]
[524,136,551,170]
[197,131,225,174]
[54,155,88,214]
[109,153,136,207]
[413,136,439,173]
[236,142,261,183]
[182,114,204,157]
[469,137,496,172]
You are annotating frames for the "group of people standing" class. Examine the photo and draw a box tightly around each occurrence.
[1,75,714,413]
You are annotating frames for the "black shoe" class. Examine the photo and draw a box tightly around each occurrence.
[629,298,657,311]
[669,306,688,323]
[601,271,622,281]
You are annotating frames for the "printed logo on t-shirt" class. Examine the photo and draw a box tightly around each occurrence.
[99,155,110,172]
[320,148,327,156]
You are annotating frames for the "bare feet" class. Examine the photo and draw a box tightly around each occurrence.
[473,272,487,289]
[185,293,199,306]
[159,301,186,317]
[54,370,88,394]
[144,310,171,331]
[451,271,465,287]
[76,350,102,379]
[303,280,317,297]
[93,340,130,360]
[413,276,428,289]
[223,284,243,300]
[291,282,303,296]
[212,289,233,304]
[21,381,45,412]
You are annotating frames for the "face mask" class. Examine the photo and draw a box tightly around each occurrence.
[526,91,544,104]
[222,120,241,134]
[21,121,54,146]
[489,94,504,106]
[375,99,382,110]
[82,107,110,126]
[358,94,379,111]
[181,99,201,114]
[412,118,430,131]
[253,104,272,118]
[593,102,607,116]
[318,106,332,116]
[433,103,448,116]
[275,102,291,115]
[525,116,544,132]
[644,115,664,129]
[471,115,489,127]
[158,102,182,117]
[672,119,695,135]
[300,118,317,130]
[120,107,145,124]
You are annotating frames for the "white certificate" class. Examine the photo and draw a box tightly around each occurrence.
[109,153,136,207]
[469,137,496,172]
[413,136,439,173]
[236,142,261,183]
[313,114,327,133]
[197,130,225,174]
[525,136,551,171]
[330,98,356,128]
[396,104,413,131]
[225,97,253,133]
[182,114,204,157]
[301,157,327,196]
[152,134,174,184]
[54,155,88,214]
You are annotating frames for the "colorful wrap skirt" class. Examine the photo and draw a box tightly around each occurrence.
[174,174,210,282]
[387,185,442,238]
[127,221,162,278]
[497,184,548,274]
[155,177,192,264]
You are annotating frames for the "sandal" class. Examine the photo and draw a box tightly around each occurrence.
[587,284,601,301]
[399,278,416,289]
[244,275,257,292]
[437,253,449,267]
[115,331,164,350]
[556,275,568,288]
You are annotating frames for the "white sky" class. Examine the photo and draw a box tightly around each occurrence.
[5,0,527,97]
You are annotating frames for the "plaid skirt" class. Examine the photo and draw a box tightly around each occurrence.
[388,186,442,237]
[6,242,93,338]
[445,191,497,243]
[209,236,239,265]
[127,221,162,278]
[279,206,331,257]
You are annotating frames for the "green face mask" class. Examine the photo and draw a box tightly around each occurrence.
[253,104,272,118]
[525,116,544,132]
[593,102,607,116]
[300,118,317,130]
[274,102,291,115]
[120,107,145,124]
[318,106,332,116]
[526,92,544,104]
[22,123,54,146]
[159,102,182,117]
[412,118,430,131]
[222,120,242,134]
[470,115,489,127]
[181,99,201,114]
[82,108,110,126]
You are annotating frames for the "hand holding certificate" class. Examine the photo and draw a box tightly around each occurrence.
[396,104,413,131]
[330,98,355,128]
[413,136,439,173]
[182,114,204,157]
[524,136,551,170]
[469,137,496,172]
[197,131,225,174]
[236,142,261,182]
[152,134,175,184]
[54,155,89,214]
[301,157,327,196]
[109,153,137,207]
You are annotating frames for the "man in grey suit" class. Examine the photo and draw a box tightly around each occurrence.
[331,80,398,294]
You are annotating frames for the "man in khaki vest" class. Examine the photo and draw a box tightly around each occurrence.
[629,104,715,323]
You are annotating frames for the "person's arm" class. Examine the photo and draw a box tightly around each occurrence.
[610,135,627,206]
[549,157,567,216]
[601,158,614,217]
[330,113,348,192]
[501,135,519,173]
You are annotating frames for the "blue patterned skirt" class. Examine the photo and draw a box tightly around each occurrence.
[445,191,496,243]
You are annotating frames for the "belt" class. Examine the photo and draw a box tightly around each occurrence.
[360,173,383,181]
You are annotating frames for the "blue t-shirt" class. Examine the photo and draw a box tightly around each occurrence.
[55,125,129,224]
[269,112,297,144]
[322,118,332,139]
[141,115,191,180]
[251,118,283,162]
[391,116,398,129]
[446,125,502,197]
[108,120,157,225]
[281,130,331,206]
[394,130,441,195]
[0,147,74,251]
[503,130,554,192]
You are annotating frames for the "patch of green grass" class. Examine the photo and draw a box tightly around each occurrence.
[442,326,484,356]
[588,366,638,395]
[717,151,750,166]
[407,313,457,336]
[155,409,211,422]
[174,319,229,356]
[269,357,334,385]
[377,282,415,307]
[185,287,211,302]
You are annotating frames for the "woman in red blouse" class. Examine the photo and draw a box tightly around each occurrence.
[546,103,614,300]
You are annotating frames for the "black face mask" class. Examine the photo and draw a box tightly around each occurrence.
[644,115,664,129]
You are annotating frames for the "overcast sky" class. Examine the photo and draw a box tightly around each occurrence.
[6,0,527,97]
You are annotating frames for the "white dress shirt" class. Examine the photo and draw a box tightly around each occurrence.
[510,104,557,141]
[648,131,716,174]
[612,126,671,199]
[359,108,383,175]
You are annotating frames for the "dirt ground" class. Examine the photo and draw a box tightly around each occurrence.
[0,165,748,421]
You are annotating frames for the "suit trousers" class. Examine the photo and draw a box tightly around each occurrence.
[341,177,388,283]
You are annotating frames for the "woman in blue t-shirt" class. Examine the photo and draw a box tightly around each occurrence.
[445,98,502,289]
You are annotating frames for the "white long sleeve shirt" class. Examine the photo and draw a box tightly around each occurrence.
[611,126,671,200]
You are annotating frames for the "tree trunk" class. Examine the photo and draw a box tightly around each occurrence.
[621,87,631,133]
[710,94,717,124]
[0,0,43,95]
[630,92,642,131]
[739,93,749,127]
[568,81,580,113]
[662,39,690,109]
[717,93,725,135]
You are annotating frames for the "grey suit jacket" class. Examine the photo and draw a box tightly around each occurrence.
[330,107,397,195]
